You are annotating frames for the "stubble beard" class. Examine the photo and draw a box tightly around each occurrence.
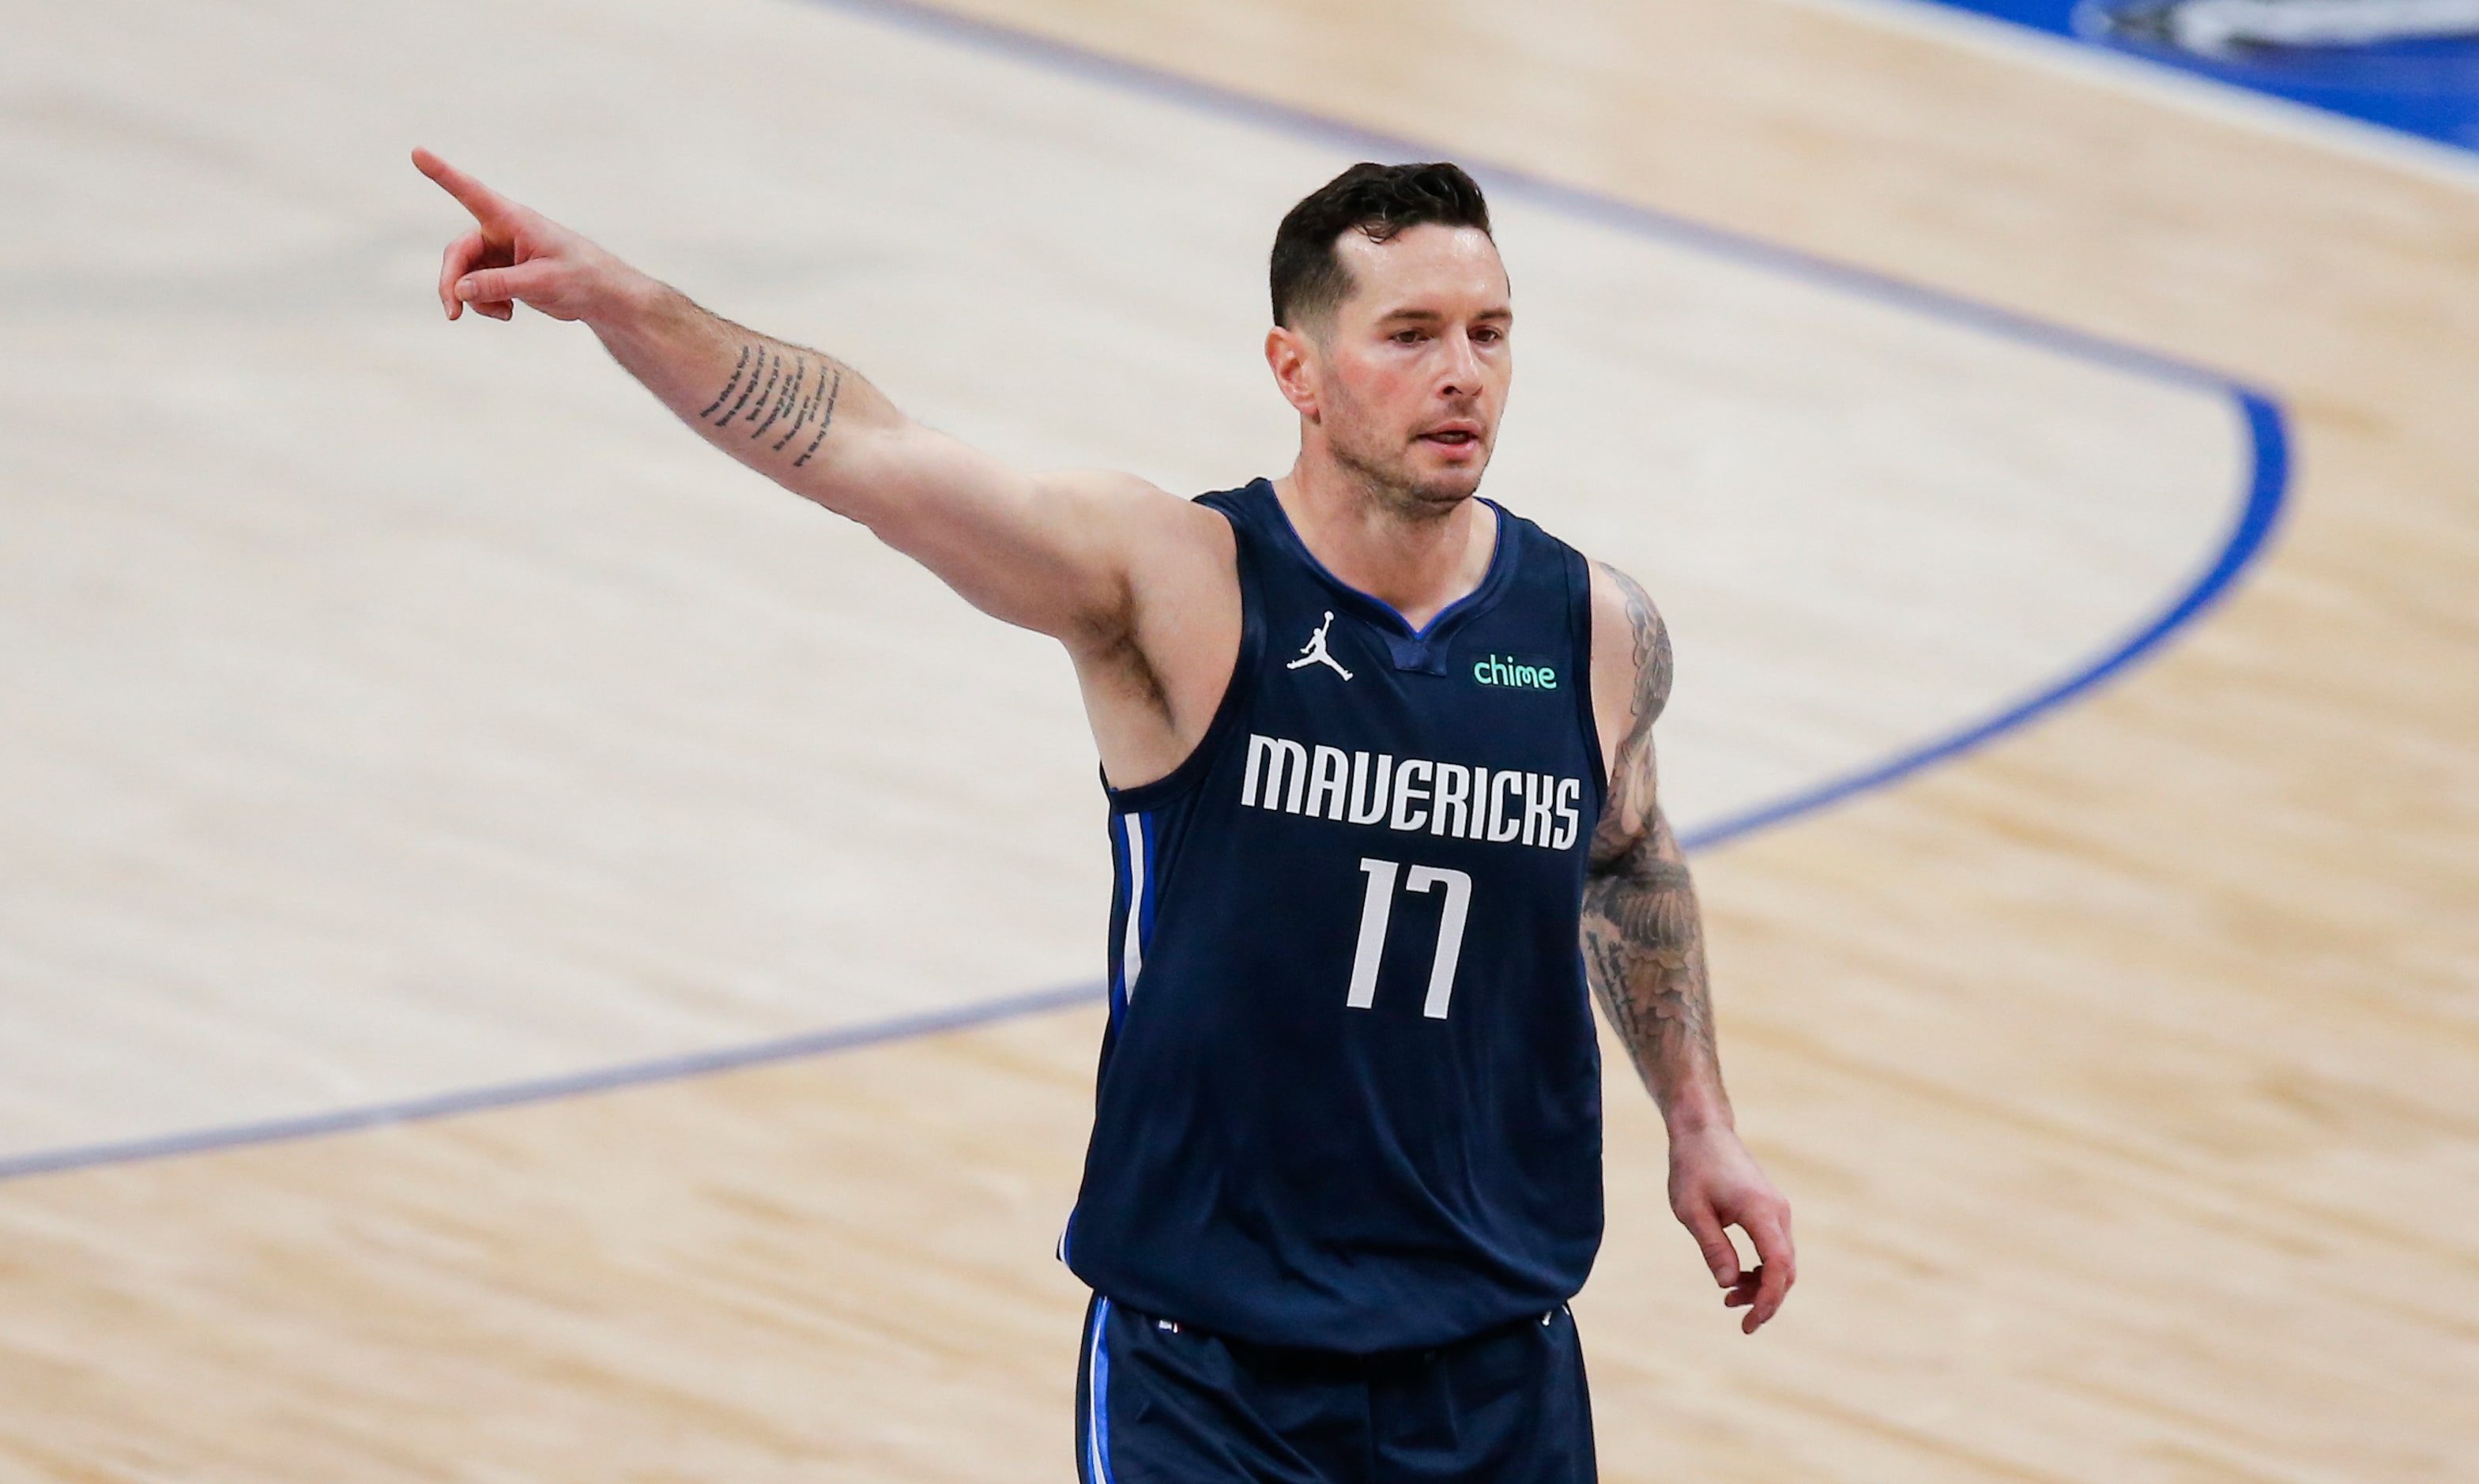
[1324,390,1490,525]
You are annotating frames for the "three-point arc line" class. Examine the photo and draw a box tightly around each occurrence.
[0,0,2289,1183]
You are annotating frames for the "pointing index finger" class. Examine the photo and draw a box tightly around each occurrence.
[411,147,514,230]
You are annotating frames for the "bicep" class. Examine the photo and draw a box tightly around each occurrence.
[1590,733,1663,877]
[1586,559,1674,861]
[827,421,1164,640]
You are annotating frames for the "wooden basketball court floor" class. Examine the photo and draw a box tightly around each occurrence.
[2,0,2473,1478]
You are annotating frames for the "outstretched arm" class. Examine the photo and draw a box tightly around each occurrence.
[412,148,1173,646]
[1582,562,1795,1334]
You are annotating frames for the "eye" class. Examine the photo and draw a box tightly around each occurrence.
[1392,329,1426,345]
[1471,326,1503,345]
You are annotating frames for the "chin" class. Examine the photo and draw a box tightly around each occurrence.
[1410,452,1490,505]
[1336,439,1490,514]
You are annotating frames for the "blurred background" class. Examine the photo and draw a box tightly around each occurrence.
[2,0,2473,1478]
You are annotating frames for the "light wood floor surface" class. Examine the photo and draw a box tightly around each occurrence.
[2,0,2474,1479]
[0,0,2250,1158]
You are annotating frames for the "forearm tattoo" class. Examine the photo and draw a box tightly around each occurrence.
[696,341,846,466]
[1581,565,1724,1113]
[1584,815,1717,1105]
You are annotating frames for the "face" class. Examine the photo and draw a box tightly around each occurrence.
[1268,223,1513,515]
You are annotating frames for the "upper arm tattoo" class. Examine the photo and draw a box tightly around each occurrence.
[1591,562,1674,868]
[1581,563,1723,1111]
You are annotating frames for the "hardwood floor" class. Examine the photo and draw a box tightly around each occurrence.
[0,0,2472,1478]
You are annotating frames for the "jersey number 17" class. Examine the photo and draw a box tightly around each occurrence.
[1347,858,1474,1020]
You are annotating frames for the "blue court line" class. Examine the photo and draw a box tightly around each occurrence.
[0,0,2291,1185]
[1682,390,2287,850]
[820,0,2249,392]
[0,982,1102,1181]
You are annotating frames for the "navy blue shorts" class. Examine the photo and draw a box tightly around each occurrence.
[1074,1294,1596,1483]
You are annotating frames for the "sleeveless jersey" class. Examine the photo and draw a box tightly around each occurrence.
[1062,478,1610,1354]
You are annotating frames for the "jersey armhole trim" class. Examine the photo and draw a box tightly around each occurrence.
[1102,496,1265,812]
[1569,546,1612,808]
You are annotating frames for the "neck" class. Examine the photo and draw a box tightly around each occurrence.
[1272,452,1497,631]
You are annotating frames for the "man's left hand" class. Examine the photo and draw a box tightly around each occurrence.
[1667,1124,1796,1334]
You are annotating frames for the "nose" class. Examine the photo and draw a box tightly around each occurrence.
[1437,332,1483,398]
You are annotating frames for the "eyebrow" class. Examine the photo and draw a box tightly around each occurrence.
[1376,305,1513,324]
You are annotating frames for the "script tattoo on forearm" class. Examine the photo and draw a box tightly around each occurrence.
[792,367,842,466]
[697,346,751,419]
[696,341,846,466]
[1580,565,1725,1114]
[749,358,802,440]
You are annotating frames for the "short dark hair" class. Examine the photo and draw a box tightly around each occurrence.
[1269,162,1493,330]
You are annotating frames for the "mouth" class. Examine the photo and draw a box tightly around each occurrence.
[1417,421,1485,450]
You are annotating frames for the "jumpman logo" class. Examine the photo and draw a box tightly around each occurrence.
[1286,611,1353,681]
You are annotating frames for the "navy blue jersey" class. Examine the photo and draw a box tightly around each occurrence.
[1062,478,1611,1354]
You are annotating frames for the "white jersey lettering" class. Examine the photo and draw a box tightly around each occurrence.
[1238,733,1586,853]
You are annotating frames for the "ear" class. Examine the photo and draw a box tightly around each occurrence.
[1265,325,1322,423]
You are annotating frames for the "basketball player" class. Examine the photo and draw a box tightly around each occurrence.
[416,150,1794,1481]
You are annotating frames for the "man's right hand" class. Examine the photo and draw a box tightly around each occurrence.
[414,147,642,326]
